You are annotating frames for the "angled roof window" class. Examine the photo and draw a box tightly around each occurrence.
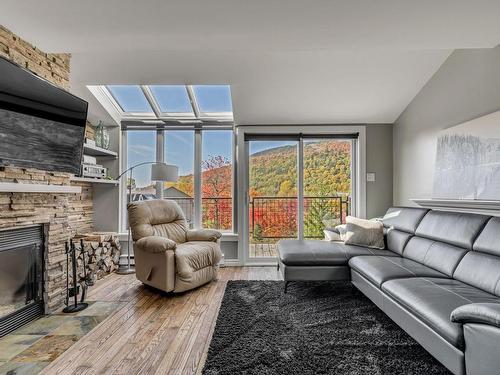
[91,84,233,125]
[192,85,232,114]
[150,85,194,114]
[107,85,153,113]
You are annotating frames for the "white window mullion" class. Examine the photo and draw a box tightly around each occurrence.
[232,129,237,233]
[186,85,201,119]
[156,130,164,199]
[194,129,202,228]
[298,137,304,240]
[120,129,128,232]
[141,86,162,119]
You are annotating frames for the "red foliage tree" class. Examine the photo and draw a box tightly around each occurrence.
[202,155,232,230]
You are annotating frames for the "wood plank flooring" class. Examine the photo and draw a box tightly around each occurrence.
[40,267,282,375]
[249,243,278,257]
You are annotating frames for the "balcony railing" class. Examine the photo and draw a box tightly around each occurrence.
[132,194,349,238]
[250,196,350,239]
[167,197,232,230]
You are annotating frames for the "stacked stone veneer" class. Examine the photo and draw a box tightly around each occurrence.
[0,25,96,312]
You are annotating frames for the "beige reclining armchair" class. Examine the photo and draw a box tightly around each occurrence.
[127,199,222,293]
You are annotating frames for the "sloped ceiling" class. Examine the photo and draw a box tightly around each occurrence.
[2,0,500,125]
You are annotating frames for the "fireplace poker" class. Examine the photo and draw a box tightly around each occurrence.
[62,239,88,313]
[80,239,88,303]
[64,241,70,307]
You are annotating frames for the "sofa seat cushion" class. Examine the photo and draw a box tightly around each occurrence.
[277,239,398,267]
[175,241,222,278]
[349,256,448,287]
[382,278,500,349]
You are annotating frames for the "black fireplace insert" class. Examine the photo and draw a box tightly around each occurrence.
[0,225,44,337]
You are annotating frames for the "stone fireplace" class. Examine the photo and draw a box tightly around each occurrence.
[0,180,93,313]
[0,225,45,336]
[0,26,96,314]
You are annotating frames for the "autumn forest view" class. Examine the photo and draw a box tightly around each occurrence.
[249,140,351,244]
[132,139,351,247]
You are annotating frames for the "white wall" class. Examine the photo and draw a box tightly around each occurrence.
[393,45,500,206]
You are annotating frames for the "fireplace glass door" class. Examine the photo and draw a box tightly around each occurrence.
[0,226,44,337]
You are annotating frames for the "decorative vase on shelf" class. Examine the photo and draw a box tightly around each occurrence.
[95,121,110,150]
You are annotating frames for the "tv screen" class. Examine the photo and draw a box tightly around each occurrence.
[0,56,87,175]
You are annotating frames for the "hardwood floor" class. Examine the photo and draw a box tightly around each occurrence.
[249,243,278,257]
[40,267,282,375]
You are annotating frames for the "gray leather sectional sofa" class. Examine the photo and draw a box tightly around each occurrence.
[277,207,500,375]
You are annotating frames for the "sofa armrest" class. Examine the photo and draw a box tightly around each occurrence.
[186,229,222,242]
[451,303,500,328]
[136,236,177,253]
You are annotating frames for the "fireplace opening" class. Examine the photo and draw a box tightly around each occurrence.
[0,225,44,337]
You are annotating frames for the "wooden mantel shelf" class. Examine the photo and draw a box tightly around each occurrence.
[0,182,81,194]
[411,198,500,215]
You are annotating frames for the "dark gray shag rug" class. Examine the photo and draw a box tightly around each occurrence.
[203,281,451,375]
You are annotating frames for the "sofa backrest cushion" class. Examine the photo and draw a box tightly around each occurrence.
[452,217,500,296]
[403,236,468,276]
[454,252,500,297]
[473,217,500,256]
[415,210,489,249]
[382,207,428,233]
[385,229,412,255]
[382,206,428,254]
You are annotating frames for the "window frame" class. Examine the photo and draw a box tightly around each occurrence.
[148,85,195,117]
[201,129,235,232]
[90,84,234,124]
[237,125,366,266]
[121,127,235,234]
[107,85,156,116]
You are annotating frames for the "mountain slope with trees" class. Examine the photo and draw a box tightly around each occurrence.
[249,141,351,197]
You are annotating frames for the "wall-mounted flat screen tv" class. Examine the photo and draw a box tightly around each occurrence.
[0,56,87,175]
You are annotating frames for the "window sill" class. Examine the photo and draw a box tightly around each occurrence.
[220,233,238,241]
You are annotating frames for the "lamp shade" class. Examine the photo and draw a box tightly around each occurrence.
[151,163,179,182]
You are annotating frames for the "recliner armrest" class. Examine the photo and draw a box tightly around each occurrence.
[186,229,222,242]
[451,303,500,328]
[136,236,177,253]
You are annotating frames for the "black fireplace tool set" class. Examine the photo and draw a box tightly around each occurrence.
[63,239,90,313]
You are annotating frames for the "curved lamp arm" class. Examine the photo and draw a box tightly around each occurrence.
[117,161,178,204]
[116,161,158,181]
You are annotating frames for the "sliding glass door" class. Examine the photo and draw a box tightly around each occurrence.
[245,135,353,260]
[248,139,299,258]
[303,138,351,238]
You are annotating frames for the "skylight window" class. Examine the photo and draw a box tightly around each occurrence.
[107,85,153,113]
[193,85,232,113]
[91,84,233,124]
[150,85,194,114]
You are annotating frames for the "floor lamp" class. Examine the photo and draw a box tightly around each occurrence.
[116,162,179,275]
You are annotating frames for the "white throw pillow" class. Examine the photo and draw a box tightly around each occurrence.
[344,216,385,249]
[323,224,347,241]
[324,229,341,241]
[336,224,347,240]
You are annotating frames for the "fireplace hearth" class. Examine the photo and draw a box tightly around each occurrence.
[0,225,45,337]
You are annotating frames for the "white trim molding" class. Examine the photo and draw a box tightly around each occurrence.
[411,198,500,216]
[0,182,81,194]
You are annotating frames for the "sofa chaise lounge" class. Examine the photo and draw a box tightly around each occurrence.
[278,207,500,375]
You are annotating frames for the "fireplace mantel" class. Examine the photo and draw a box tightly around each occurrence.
[411,198,500,216]
[0,182,81,194]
